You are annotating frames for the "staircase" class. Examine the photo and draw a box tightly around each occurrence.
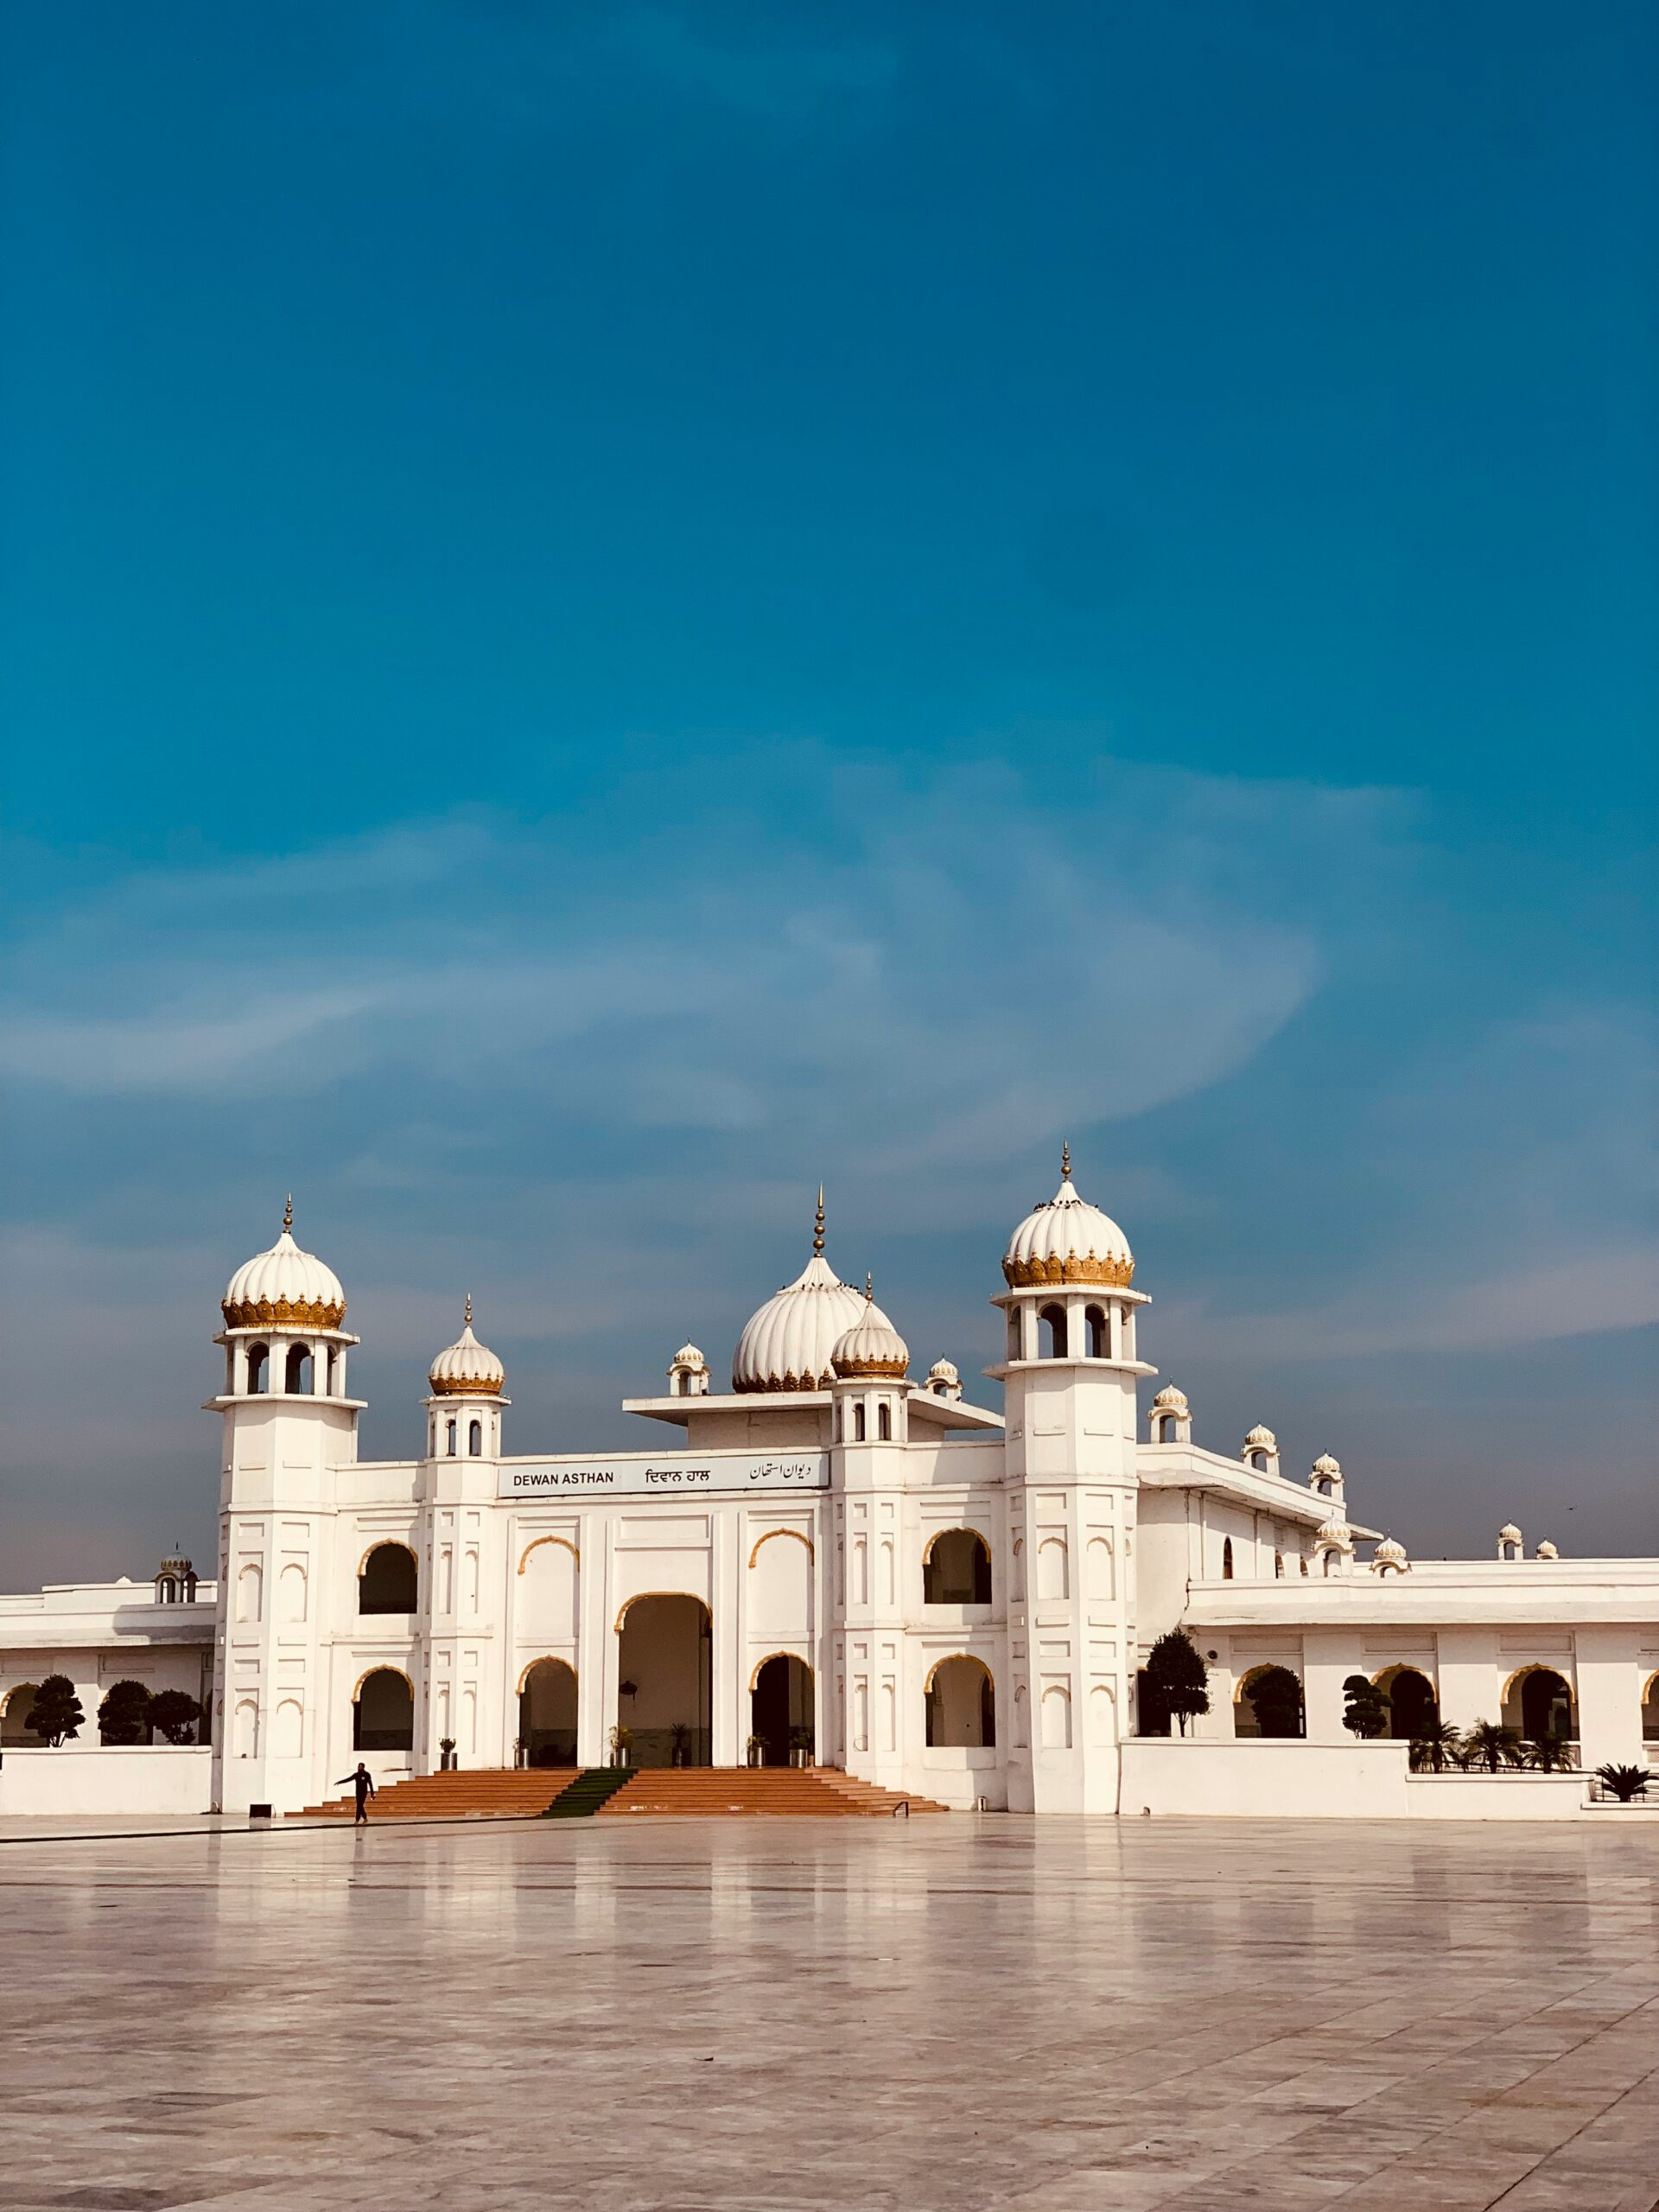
[293,1765,947,1821]
[596,1765,949,1816]
[291,1769,579,1820]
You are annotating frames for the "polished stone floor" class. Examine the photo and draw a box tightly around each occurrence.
[2,1816,1656,2212]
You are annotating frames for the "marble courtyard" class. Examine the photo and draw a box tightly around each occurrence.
[3,1815,1658,2211]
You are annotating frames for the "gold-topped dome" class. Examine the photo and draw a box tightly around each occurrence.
[428,1297,505,1396]
[222,1198,346,1329]
[1002,1145,1134,1289]
[732,1188,867,1393]
[830,1279,909,1381]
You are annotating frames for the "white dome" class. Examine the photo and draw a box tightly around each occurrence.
[1244,1424,1277,1449]
[1003,1146,1133,1290]
[222,1200,346,1329]
[429,1298,504,1397]
[1374,1535,1407,1565]
[927,1358,960,1386]
[1312,1453,1343,1478]
[1154,1384,1189,1410]
[830,1286,909,1380]
[671,1344,708,1370]
[734,1192,865,1393]
[1316,1514,1352,1548]
[1498,1522,1522,1544]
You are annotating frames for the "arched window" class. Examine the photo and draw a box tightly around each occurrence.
[1504,1667,1576,1745]
[925,1656,995,1747]
[285,1344,311,1395]
[1085,1305,1108,1359]
[353,1669,414,1752]
[0,1684,41,1747]
[358,1543,418,1615]
[1236,1665,1304,1739]
[245,1343,268,1394]
[877,1402,891,1441]
[1157,1414,1176,1441]
[1222,1537,1234,1581]
[854,1404,866,1443]
[1038,1304,1067,1358]
[923,1529,993,1605]
[446,1420,457,1456]
[1380,1667,1438,1739]
[468,1418,482,1456]
[1322,1550,1336,1577]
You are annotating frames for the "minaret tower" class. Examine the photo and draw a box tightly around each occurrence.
[423,1299,509,1769]
[207,1199,363,1815]
[828,1274,912,1790]
[988,1146,1154,1813]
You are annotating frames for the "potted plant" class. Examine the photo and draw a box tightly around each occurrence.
[439,1736,457,1772]
[669,1720,692,1768]
[788,1726,815,1770]
[609,1723,633,1768]
[746,1732,766,1769]
[512,1734,527,1770]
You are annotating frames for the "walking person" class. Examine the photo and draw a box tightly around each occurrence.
[336,1762,376,1824]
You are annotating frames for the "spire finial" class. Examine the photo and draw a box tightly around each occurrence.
[813,1185,825,1256]
[464,1292,473,1327]
[865,1271,874,1301]
[283,1193,294,1234]
[1061,1141,1071,1181]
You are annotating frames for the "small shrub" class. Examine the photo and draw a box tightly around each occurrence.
[1459,1721,1524,1772]
[1144,1632,1210,1737]
[146,1689,200,1745]
[1408,1723,1463,1773]
[1341,1675,1389,1740]
[99,1680,154,1745]
[1249,1666,1305,1739]
[27,1675,84,1746]
[1593,1763,1650,1803]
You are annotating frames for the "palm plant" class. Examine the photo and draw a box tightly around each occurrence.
[1523,1734,1577,1772]
[1459,1720,1523,1772]
[1592,1763,1649,1803]
[1408,1721,1462,1773]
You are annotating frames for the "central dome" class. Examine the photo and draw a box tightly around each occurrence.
[1002,1145,1134,1289]
[733,1189,867,1393]
[222,1199,346,1329]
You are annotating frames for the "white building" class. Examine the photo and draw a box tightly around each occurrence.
[3,1165,1656,1818]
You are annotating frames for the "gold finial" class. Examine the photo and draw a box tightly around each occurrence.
[865,1271,874,1301]
[283,1193,294,1233]
[1061,1141,1071,1180]
[464,1292,473,1327]
[813,1185,825,1256]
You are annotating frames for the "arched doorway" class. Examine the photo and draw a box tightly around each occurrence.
[518,1659,577,1767]
[1236,1665,1304,1739]
[358,1542,417,1614]
[616,1595,711,1767]
[1379,1667,1437,1739]
[751,1655,813,1765]
[1505,1667,1575,1744]
[0,1684,39,1746]
[925,1655,995,1747]
[353,1668,414,1751]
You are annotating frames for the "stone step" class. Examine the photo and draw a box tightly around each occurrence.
[292,1765,950,1820]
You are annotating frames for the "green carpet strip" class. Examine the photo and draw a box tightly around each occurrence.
[541,1767,636,1818]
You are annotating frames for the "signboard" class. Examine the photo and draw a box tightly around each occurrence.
[498,1451,828,1502]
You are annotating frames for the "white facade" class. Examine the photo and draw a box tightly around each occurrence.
[3,1167,1656,1818]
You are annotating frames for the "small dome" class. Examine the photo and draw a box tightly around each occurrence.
[429,1298,505,1396]
[831,1283,909,1380]
[1312,1453,1343,1478]
[671,1344,708,1370]
[733,1190,867,1394]
[1002,1145,1133,1289]
[223,1199,346,1329]
[1374,1535,1408,1566]
[1535,1539,1560,1560]
[1316,1513,1352,1548]
[927,1358,960,1386]
[1498,1522,1522,1544]
[1244,1424,1277,1448]
[1154,1384,1189,1410]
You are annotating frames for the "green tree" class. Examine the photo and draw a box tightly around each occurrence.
[147,1690,201,1745]
[1340,1675,1390,1739]
[27,1675,84,1746]
[99,1680,153,1745]
[1144,1632,1210,1737]
[1461,1720,1523,1772]
[1249,1666,1304,1739]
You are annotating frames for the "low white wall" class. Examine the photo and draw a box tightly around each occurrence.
[1120,1739,1410,1818]
[0,1746,213,1816]
[1404,1773,1595,1821]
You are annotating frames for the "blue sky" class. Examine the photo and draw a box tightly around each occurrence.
[2,2,1654,1585]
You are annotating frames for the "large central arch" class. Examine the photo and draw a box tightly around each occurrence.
[616,1594,712,1767]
